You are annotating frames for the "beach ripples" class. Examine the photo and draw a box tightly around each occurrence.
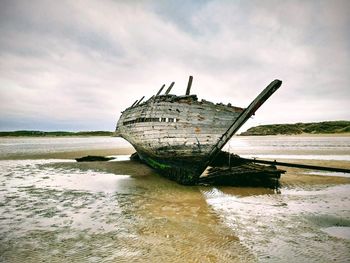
[0,159,255,262]
[203,185,350,262]
[1,134,350,262]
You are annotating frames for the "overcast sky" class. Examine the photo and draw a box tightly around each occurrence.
[0,0,349,132]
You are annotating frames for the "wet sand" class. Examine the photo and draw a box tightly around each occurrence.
[1,138,350,262]
[0,156,256,262]
[0,147,135,160]
[3,145,350,185]
[38,148,350,186]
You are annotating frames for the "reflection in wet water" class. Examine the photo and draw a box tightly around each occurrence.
[0,159,254,262]
[1,135,350,262]
[1,159,349,262]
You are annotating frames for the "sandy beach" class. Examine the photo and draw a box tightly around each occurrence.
[1,135,349,262]
[1,147,135,160]
[4,142,349,186]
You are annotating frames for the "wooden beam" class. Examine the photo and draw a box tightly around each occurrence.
[186,76,193,95]
[135,96,145,105]
[241,158,350,173]
[202,79,282,169]
[165,82,175,94]
[130,100,138,107]
[156,84,165,96]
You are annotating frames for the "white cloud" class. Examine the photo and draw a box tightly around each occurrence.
[0,0,349,131]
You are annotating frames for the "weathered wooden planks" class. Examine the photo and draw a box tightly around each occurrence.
[116,94,242,161]
[115,79,282,185]
[198,151,285,187]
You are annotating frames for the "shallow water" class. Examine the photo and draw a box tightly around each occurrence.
[0,159,254,262]
[0,136,350,262]
[0,137,130,158]
[204,185,350,262]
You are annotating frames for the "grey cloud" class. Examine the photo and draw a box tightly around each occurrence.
[0,0,349,131]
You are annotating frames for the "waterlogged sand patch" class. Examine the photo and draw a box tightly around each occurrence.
[204,185,350,262]
[1,137,350,262]
[242,154,350,161]
[0,162,152,262]
[306,214,350,240]
[281,171,350,186]
[304,170,350,178]
[0,229,145,262]
[31,158,350,262]
[0,159,139,238]
[0,147,135,160]
[322,227,350,240]
[0,158,257,262]
[268,159,350,186]
[49,160,156,178]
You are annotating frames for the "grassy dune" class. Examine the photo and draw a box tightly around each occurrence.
[240,121,350,136]
[0,130,114,137]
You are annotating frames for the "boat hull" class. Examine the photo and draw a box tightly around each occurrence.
[115,79,282,184]
[135,148,203,184]
[116,95,243,184]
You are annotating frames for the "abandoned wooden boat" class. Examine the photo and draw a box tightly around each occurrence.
[115,76,282,185]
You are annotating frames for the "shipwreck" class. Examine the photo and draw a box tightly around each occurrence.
[115,76,282,185]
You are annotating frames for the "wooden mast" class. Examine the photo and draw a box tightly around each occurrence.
[186,76,193,95]
[201,79,282,170]
[135,96,145,105]
[156,84,165,96]
[165,82,175,94]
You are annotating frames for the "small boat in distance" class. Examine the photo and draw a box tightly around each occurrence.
[115,76,282,184]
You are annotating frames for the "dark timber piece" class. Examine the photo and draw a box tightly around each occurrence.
[165,82,175,94]
[200,164,283,188]
[242,158,350,173]
[135,96,145,105]
[130,100,138,107]
[156,84,166,96]
[76,155,115,162]
[186,76,193,95]
[202,79,282,170]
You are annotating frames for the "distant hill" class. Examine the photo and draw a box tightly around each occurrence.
[240,121,350,136]
[0,130,114,137]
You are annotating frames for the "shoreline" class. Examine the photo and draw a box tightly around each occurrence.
[1,147,349,187]
[237,132,350,137]
[1,133,350,138]
[0,147,135,160]
[0,135,116,138]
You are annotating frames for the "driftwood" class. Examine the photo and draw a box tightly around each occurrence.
[199,163,284,188]
[199,151,285,187]
[75,155,115,162]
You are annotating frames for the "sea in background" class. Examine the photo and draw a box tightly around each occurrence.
[0,135,350,262]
